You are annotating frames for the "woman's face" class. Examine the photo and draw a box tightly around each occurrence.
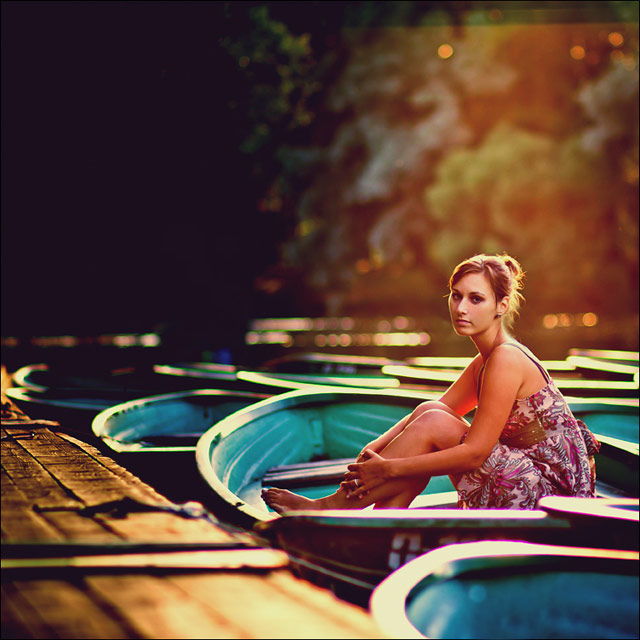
[448,272,505,336]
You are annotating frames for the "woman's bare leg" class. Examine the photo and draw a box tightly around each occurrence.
[262,407,468,513]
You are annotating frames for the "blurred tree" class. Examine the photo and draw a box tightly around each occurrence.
[252,9,638,325]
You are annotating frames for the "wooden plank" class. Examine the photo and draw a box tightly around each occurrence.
[84,574,250,639]
[2,548,289,573]
[166,572,385,639]
[0,470,66,541]
[4,579,135,639]
[1,583,55,640]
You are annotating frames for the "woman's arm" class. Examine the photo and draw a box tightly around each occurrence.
[357,355,482,458]
[437,354,483,417]
[359,356,482,458]
[348,347,524,490]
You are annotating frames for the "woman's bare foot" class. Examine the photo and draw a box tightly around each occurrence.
[261,488,322,513]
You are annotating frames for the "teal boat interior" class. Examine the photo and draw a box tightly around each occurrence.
[568,399,639,445]
[93,389,270,453]
[370,541,639,639]
[196,388,456,525]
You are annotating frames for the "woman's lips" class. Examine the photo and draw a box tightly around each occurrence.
[455,319,471,325]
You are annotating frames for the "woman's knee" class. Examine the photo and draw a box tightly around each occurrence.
[403,409,467,448]
[410,400,452,421]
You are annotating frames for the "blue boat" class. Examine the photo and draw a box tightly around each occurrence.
[4,386,138,432]
[369,540,639,639]
[382,363,639,398]
[195,389,638,529]
[91,389,270,505]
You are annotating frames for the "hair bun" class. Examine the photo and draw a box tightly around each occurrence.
[501,255,524,287]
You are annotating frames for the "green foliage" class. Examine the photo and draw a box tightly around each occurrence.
[219,6,320,155]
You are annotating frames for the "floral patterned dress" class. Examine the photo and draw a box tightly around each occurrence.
[453,343,601,510]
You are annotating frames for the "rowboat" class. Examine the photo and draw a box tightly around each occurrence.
[195,389,638,529]
[236,370,407,391]
[4,386,141,432]
[91,389,270,504]
[196,388,449,527]
[153,363,406,392]
[11,362,199,394]
[369,541,639,639]
[567,348,639,367]
[259,352,405,375]
[256,497,639,606]
[404,356,578,376]
[11,362,318,396]
[565,354,639,382]
[382,363,639,397]
[195,387,638,603]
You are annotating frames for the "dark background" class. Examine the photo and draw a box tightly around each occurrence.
[2,2,275,352]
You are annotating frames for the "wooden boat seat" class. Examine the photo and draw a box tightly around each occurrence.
[263,458,353,488]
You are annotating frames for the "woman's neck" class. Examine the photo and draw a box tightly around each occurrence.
[472,326,512,362]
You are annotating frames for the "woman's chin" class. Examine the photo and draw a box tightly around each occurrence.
[452,323,473,336]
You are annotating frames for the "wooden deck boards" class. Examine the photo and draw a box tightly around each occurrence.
[1,369,384,639]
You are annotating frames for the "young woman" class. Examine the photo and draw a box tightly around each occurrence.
[262,253,600,512]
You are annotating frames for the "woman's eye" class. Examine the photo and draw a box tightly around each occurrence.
[471,297,483,304]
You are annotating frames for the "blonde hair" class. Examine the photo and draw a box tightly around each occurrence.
[449,253,525,328]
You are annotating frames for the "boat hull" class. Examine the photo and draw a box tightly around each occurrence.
[256,499,639,607]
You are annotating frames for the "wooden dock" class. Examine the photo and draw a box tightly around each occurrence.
[1,367,385,639]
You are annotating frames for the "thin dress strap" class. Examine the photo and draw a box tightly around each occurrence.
[500,342,551,383]
[477,342,550,395]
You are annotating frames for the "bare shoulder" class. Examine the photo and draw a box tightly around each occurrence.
[486,343,529,371]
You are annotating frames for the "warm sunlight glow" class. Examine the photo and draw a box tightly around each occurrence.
[608,32,624,47]
[611,49,625,63]
[393,316,409,330]
[570,45,586,60]
[251,318,313,331]
[438,43,454,59]
[557,313,573,327]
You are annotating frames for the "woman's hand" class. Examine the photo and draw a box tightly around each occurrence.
[341,449,391,498]
[356,440,382,462]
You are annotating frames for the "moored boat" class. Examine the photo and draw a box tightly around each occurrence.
[92,389,270,504]
[11,362,200,394]
[11,362,319,397]
[369,540,639,639]
[195,388,450,527]
[259,352,405,375]
[4,386,141,432]
[235,370,407,391]
[195,388,638,529]
[382,363,639,398]
[567,348,639,367]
